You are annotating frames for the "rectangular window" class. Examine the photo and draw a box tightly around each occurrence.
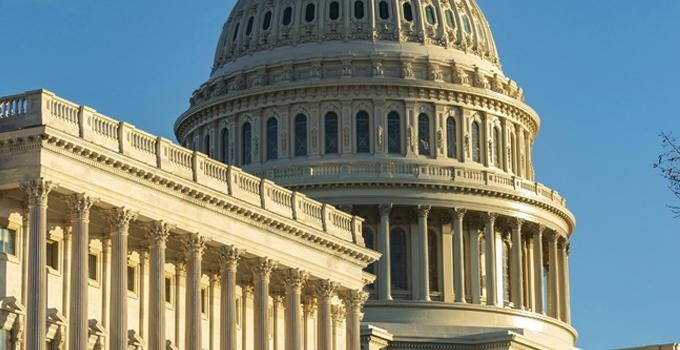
[127,266,137,293]
[88,253,98,281]
[235,297,242,327]
[0,228,16,255]
[46,241,59,270]
[201,288,208,314]
[165,276,173,305]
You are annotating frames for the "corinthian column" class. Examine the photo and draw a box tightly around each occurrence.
[108,208,137,350]
[511,218,524,309]
[533,226,545,314]
[253,257,276,350]
[285,269,308,350]
[559,239,572,324]
[67,193,96,350]
[219,246,241,350]
[416,205,431,301]
[484,213,498,306]
[147,221,171,350]
[185,233,207,350]
[377,204,392,301]
[451,209,466,303]
[343,290,368,350]
[547,232,561,319]
[316,280,336,350]
[469,227,481,304]
[20,178,54,350]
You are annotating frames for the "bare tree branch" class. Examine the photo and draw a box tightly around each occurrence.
[656,132,680,217]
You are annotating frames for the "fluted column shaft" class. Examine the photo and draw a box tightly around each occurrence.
[559,239,571,324]
[109,208,137,350]
[316,281,336,350]
[285,269,307,350]
[452,210,466,303]
[242,286,253,350]
[533,227,545,314]
[219,246,241,350]
[416,206,431,301]
[68,193,96,350]
[469,228,481,304]
[484,213,498,306]
[547,232,561,319]
[343,290,368,350]
[331,307,344,350]
[21,179,53,350]
[511,219,524,308]
[526,236,536,311]
[377,205,392,301]
[148,222,171,350]
[186,234,207,350]
[253,258,276,350]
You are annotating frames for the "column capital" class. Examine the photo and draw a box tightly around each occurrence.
[416,205,431,218]
[185,233,207,257]
[342,289,369,309]
[302,295,318,313]
[378,204,392,217]
[146,221,173,248]
[537,224,547,234]
[252,257,277,279]
[513,217,525,230]
[218,245,242,273]
[284,268,309,290]
[272,293,286,305]
[331,305,346,322]
[108,207,137,234]
[315,279,338,298]
[449,208,466,220]
[66,193,97,220]
[242,284,255,298]
[484,212,498,225]
[21,178,55,207]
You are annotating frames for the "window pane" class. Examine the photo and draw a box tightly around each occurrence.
[325,112,339,154]
[222,128,230,164]
[88,254,98,281]
[232,23,240,41]
[418,113,430,156]
[390,228,408,290]
[472,121,481,163]
[329,1,340,20]
[379,1,390,20]
[295,115,308,157]
[262,11,272,30]
[0,228,16,255]
[356,111,370,153]
[425,6,436,25]
[354,1,365,19]
[204,134,211,157]
[282,7,293,26]
[445,10,455,28]
[266,118,278,160]
[493,128,500,166]
[305,3,316,22]
[387,112,401,154]
[165,277,173,303]
[47,241,58,270]
[242,123,252,165]
[462,14,472,34]
[128,266,136,292]
[201,288,208,314]
[403,3,413,22]
[246,16,254,35]
[447,117,456,158]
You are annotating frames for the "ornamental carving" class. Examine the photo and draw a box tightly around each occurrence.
[284,268,309,290]
[20,178,54,207]
[342,289,368,309]
[66,193,97,220]
[218,245,242,272]
[315,279,337,298]
[146,221,172,247]
[108,207,137,234]
[251,257,276,279]
[185,233,207,256]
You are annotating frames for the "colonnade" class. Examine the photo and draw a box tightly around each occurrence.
[19,178,369,350]
[362,204,571,324]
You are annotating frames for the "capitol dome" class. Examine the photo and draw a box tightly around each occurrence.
[176,0,577,348]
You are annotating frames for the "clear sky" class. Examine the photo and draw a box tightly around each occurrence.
[2,0,679,348]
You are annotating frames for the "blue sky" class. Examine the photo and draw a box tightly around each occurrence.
[2,0,679,348]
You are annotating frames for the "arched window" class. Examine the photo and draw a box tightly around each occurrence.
[266,117,278,160]
[471,121,481,163]
[305,3,316,22]
[503,240,511,304]
[479,234,487,298]
[510,132,516,173]
[294,114,308,157]
[378,1,390,20]
[329,1,340,20]
[403,2,414,22]
[204,133,211,157]
[477,21,486,41]
[242,122,252,165]
[387,112,402,154]
[232,22,240,41]
[282,6,293,26]
[356,111,370,153]
[363,228,375,274]
[390,228,408,291]
[462,14,472,34]
[446,117,457,158]
[245,16,255,36]
[354,1,365,19]
[493,127,501,167]
[445,10,456,29]
[324,112,339,154]
[425,5,437,25]
[428,230,440,293]
[262,11,272,30]
[418,113,430,156]
[221,128,230,164]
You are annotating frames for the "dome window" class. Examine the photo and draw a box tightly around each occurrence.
[329,2,340,20]
[387,112,402,154]
[242,122,252,165]
[324,112,339,154]
[425,5,437,25]
[445,10,456,29]
[418,113,430,156]
[354,1,365,20]
[446,117,457,158]
[262,11,272,30]
[232,22,240,41]
[266,117,278,160]
[477,21,486,40]
[305,3,316,23]
[462,14,472,34]
[390,227,409,291]
[403,2,414,22]
[245,16,255,36]
[221,128,230,164]
[356,111,370,153]
[282,6,293,26]
[379,1,390,20]
[294,114,308,157]
[471,121,481,163]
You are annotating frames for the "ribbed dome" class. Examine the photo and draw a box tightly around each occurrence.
[211,0,501,81]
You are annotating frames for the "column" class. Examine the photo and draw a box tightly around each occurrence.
[511,218,524,309]
[209,274,218,350]
[20,178,54,350]
[219,246,241,350]
[376,205,392,301]
[285,269,308,350]
[302,296,317,350]
[147,221,171,350]
[139,250,149,345]
[174,260,186,349]
[525,237,536,311]
[331,306,344,350]
[108,208,137,350]
[253,258,276,350]
[533,226,545,314]
[67,193,96,350]
[242,286,254,350]
[559,238,572,324]
[273,295,285,350]
[441,216,454,303]
[21,208,29,315]
[62,222,72,322]
[101,238,112,333]
[451,209,466,303]
[185,233,207,350]
[469,227,481,304]
[547,232,561,319]
[416,206,431,301]
[484,213,498,306]
[343,290,368,350]
[316,280,336,350]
